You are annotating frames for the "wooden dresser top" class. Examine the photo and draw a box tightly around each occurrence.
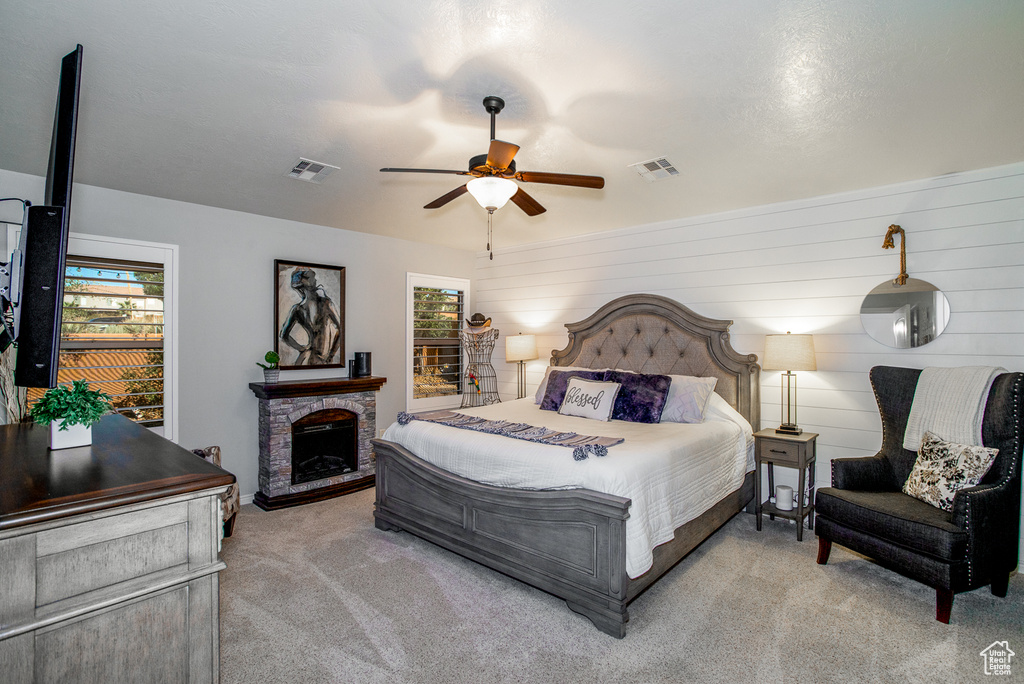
[0,413,235,531]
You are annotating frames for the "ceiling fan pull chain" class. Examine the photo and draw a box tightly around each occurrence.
[487,209,494,260]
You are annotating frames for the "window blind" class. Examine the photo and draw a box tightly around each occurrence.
[412,286,463,400]
[27,255,166,427]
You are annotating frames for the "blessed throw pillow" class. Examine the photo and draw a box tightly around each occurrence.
[539,369,607,411]
[534,365,608,404]
[902,431,999,511]
[558,378,621,422]
[604,371,672,424]
[661,375,718,423]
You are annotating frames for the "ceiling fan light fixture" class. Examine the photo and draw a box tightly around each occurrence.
[467,176,517,211]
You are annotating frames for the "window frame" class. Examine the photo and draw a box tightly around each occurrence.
[6,226,179,441]
[406,272,470,412]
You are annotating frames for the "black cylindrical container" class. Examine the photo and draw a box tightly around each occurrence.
[354,352,371,378]
[348,359,357,377]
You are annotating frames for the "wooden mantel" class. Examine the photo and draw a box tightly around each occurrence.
[248,375,387,400]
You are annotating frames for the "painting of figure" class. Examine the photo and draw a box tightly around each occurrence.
[274,260,345,369]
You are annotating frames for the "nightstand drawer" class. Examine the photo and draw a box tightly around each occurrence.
[758,439,800,465]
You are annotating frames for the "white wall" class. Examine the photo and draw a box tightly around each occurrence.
[3,161,1021,555]
[0,169,476,500]
[473,162,1024,559]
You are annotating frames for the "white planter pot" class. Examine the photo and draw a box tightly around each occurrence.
[263,368,280,384]
[49,422,92,450]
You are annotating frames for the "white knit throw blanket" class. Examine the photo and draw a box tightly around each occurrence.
[902,366,1004,450]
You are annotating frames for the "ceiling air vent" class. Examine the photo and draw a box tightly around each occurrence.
[286,158,339,184]
[628,157,680,182]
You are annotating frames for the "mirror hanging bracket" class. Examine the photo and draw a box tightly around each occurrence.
[882,224,908,286]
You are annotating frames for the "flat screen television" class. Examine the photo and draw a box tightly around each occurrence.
[0,45,82,388]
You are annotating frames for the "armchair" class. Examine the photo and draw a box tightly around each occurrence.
[193,445,240,537]
[815,366,1022,623]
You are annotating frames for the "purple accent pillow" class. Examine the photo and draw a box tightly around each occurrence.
[605,371,672,423]
[539,369,607,411]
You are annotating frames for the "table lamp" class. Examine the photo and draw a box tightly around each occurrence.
[505,333,538,400]
[762,332,816,435]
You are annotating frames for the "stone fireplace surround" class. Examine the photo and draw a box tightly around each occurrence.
[249,376,387,510]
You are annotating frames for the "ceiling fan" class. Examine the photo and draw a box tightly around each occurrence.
[379,96,605,218]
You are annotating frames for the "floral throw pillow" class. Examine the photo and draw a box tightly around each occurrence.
[902,431,999,511]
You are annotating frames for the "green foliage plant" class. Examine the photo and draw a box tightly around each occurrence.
[31,379,113,431]
[256,350,280,370]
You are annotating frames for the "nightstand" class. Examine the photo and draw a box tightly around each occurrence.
[754,429,818,541]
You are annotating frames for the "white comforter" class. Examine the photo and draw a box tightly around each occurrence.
[382,395,754,578]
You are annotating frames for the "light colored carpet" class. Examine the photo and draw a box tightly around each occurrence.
[219,489,1023,684]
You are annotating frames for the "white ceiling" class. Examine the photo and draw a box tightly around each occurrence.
[1,1,1022,251]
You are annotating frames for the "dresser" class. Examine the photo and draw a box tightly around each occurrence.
[0,414,235,683]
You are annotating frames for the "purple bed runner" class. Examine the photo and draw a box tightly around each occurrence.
[396,410,624,461]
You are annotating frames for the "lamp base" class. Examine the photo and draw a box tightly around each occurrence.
[516,360,527,400]
[775,423,803,435]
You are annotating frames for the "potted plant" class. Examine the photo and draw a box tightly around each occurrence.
[257,350,281,383]
[30,379,113,450]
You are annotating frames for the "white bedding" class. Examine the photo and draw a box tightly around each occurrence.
[382,394,754,578]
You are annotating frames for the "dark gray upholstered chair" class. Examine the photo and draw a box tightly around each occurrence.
[815,366,1022,623]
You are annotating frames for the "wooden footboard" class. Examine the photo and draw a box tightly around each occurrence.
[373,437,754,637]
[373,437,633,636]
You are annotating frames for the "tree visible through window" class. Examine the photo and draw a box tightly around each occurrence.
[412,286,463,400]
[28,255,165,428]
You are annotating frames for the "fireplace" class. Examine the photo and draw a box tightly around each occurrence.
[291,409,358,485]
[250,376,387,510]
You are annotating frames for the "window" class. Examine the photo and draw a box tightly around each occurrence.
[37,255,165,427]
[407,273,469,411]
[8,228,178,439]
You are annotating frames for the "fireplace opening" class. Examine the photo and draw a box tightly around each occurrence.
[291,408,358,485]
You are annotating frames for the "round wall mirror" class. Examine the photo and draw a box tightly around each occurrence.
[860,278,950,348]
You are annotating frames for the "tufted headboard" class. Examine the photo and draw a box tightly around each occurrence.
[551,294,761,430]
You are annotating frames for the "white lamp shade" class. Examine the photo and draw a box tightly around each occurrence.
[763,333,816,371]
[467,176,518,211]
[505,334,538,362]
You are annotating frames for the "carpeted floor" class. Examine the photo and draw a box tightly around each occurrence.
[219,489,1022,684]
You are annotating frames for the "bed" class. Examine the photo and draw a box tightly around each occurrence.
[371,293,760,637]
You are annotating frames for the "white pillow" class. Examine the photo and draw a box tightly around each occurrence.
[535,365,607,403]
[704,391,739,422]
[661,375,718,423]
[558,377,621,421]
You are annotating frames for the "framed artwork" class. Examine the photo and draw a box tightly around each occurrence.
[274,260,345,370]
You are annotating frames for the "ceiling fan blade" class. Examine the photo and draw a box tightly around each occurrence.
[515,171,605,189]
[380,167,472,176]
[424,184,469,209]
[509,187,546,216]
[486,140,520,171]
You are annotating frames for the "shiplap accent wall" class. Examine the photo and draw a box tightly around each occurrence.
[473,162,1024,557]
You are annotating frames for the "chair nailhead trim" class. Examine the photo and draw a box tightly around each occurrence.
[963,373,1021,586]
